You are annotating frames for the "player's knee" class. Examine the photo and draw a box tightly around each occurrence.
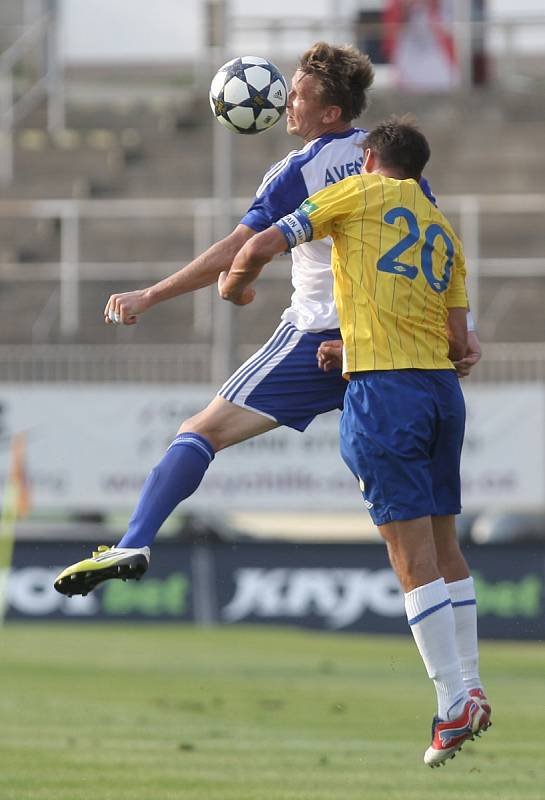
[178,412,225,451]
[387,541,439,589]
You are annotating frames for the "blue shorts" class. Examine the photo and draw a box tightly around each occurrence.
[218,321,347,431]
[340,369,465,525]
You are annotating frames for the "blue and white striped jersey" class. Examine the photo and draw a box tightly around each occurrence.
[241,128,368,331]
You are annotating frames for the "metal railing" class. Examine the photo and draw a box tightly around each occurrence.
[1,192,544,329]
[0,196,254,339]
[0,193,543,384]
[470,342,545,382]
[0,343,211,383]
[0,342,543,385]
[0,12,63,184]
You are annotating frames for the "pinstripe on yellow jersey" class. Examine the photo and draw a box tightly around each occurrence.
[298,173,468,373]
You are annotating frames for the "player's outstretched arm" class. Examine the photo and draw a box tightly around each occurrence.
[446,307,468,364]
[219,226,287,305]
[104,224,255,325]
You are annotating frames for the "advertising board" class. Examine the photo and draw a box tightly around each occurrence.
[1,383,543,513]
[7,541,545,640]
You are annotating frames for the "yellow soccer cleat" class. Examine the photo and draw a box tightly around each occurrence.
[53,545,150,597]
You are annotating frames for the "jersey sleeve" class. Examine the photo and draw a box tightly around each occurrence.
[240,156,311,232]
[274,178,360,249]
[445,236,469,308]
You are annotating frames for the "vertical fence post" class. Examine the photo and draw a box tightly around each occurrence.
[46,12,65,132]
[59,202,80,338]
[208,0,236,386]
[190,541,218,626]
[0,69,14,186]
[453,0,473,91]
[192,199,215,337]
[459,195,480,322]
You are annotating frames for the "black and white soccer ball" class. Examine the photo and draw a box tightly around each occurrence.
[209,56,288,135]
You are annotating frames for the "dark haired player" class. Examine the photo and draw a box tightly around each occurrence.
[219,117,491,767]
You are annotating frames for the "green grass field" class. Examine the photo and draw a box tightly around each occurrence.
[0,624,543,800]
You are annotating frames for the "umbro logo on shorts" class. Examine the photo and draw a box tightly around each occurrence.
[358,476,374,509]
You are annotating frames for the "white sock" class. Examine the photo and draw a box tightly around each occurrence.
[405,577,468,720]
[446,576,483,693]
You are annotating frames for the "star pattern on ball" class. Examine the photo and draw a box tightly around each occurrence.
[209,56,288,135]
[224,58,249,83]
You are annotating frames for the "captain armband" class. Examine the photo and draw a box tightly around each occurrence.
[466,310,476,332]
[274,210,313,250]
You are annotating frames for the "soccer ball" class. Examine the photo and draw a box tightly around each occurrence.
[209,56,288,135]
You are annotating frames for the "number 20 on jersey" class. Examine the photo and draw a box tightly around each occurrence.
[377,207,454,293]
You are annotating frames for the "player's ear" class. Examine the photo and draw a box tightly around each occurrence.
[322,105,342,125]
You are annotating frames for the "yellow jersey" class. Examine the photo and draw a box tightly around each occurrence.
[277,173,468,374]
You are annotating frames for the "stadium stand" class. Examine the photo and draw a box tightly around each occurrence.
[1,2,544,362]
[1,80,545,351]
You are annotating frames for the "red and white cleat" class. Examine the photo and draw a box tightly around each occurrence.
[469,688,492,725]
[424,698,490,767]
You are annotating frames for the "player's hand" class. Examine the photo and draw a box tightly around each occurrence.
[453,330,482,378]
[104,290,151,326]
[317,340,343,372]
[217,271,256,306]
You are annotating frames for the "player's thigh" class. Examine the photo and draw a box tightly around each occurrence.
[430,372,466,515]
[179,395,278,451]
[219,322,346,431]
[339,372,437,525]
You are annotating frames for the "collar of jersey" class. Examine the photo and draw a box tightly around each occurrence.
[311,127,367,144]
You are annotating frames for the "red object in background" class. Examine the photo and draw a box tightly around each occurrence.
[381,0,488,87]
[383,0,457,66]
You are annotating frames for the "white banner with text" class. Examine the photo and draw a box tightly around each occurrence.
[0,383,543,513]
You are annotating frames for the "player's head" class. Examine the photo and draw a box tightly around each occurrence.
[287,42,374,142]
[363,116,431,180]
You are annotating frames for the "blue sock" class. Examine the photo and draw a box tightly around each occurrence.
[117,432,215,549]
